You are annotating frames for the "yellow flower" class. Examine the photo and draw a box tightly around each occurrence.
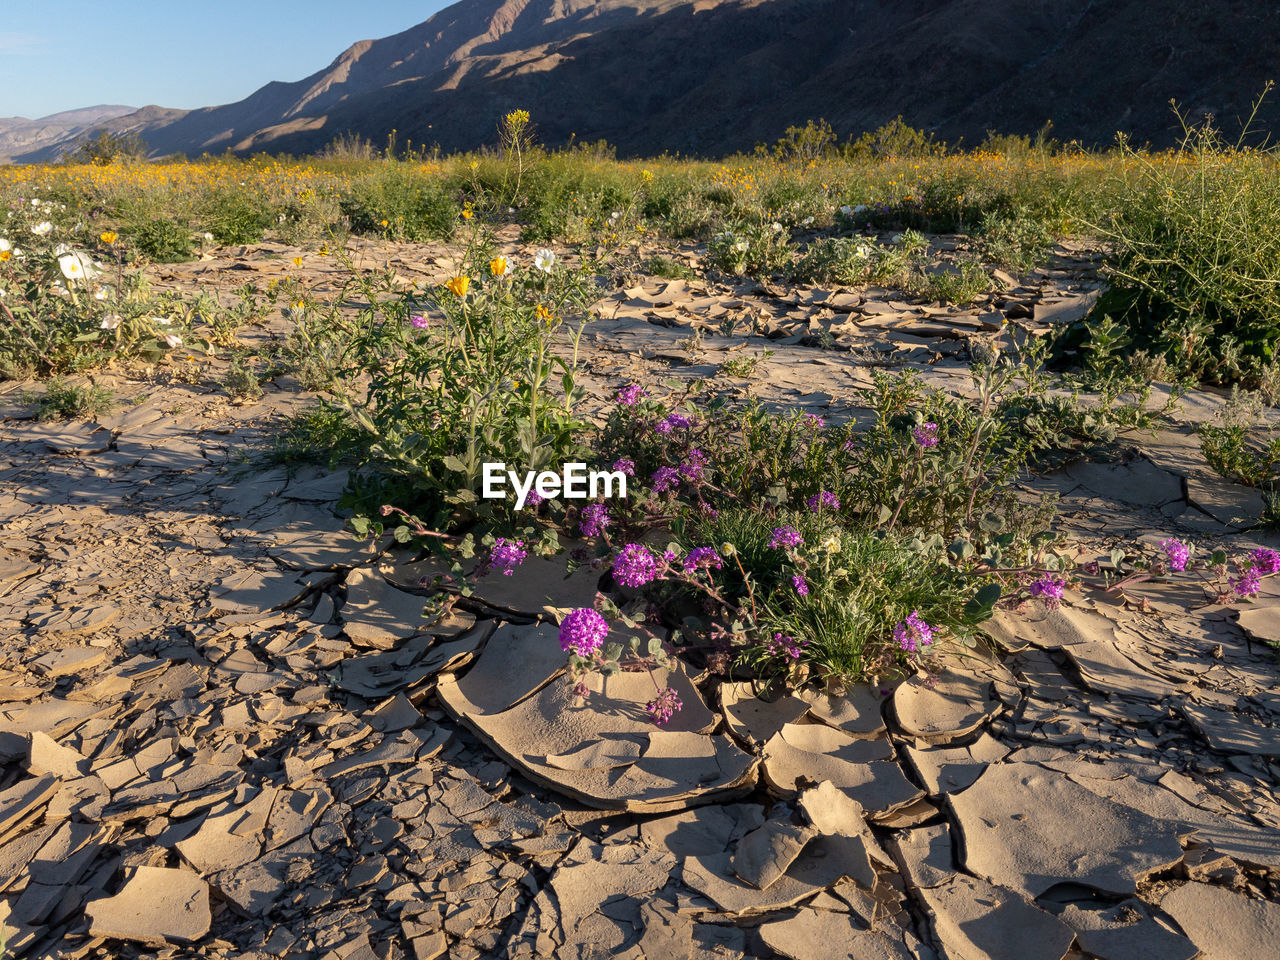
[380,219,389,228]
[292,257,303,267]
[535,304,555,323]
[641,169,653,183]
[445,276,471,297]
[462,206,474,220]
[0,250,9,262]
[100,231,118,245]
[489,256,509,277]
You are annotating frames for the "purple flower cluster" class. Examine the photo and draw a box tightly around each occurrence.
[1232,566,1262,598]
[893,611,934,653]
[683,547,723,576]
[792,574,809,596]
[679,448,708,481]
[1249,547,1280,575]
[489,538,528,576]
[655,412,695,435]
[1029,574,1066,611]
[615,383,646,406]
[612,457,636,477]
[768,526,804,550]
[410,314,429,330]
[613,543,660,588]
[646,686,683,725]
[767,632,807,660]
[806,490,840,512]
[579,502,611,538]
[525,491,545,508]
[802,414,825,429]
[651,466,680,493]
[912,422,940,448]
[559,608,609,657]
[1161,538,1190,572]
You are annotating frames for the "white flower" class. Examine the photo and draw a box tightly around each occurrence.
[151,316,172,326]
[57,251,98,282]
[0,238,10,253]
[163,334,183,348]
[822,535,842,553]
[31,221,53,237]
[855,244,872,260]
[840,206,853,217]
[100,315,122,330]
[771,222,782,232]
[534,248,556,273]
[93,285,113,301]
[801,216,814,227]
[202,232,214,242]
[733,240,749,252]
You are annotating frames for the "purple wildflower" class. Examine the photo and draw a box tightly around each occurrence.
[651,466,680,493]
[489,538,528,576]
[525,490,545,508]
[679,448,708,481]
[893,611,934,653]
[912,422,940,449]
[767,632,807,660]
[1029,574,1066,611]
[841,437,856,454]
[792,574,809,597]
[665,413,695,431]
[769,526,804,550]
[646,686,683,725]
[1232,566,1262,598]
[615,383,646,407]
[559,608,609,657]
[683,547,723,576]
[410,314,429,329]
[612,458,636,477]
[802,414,825,429]
[579,502,611,538]
[1248,547,1280,575]
[806,490,840,512]
[1161,538,1190,572]
[613,543,660,588]
[654,419,673,435]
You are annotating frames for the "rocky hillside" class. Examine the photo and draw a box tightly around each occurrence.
[0,106,139,162]
[11,0,1280,161]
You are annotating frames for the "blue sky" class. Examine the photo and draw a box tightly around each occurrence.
[0,2,452,119]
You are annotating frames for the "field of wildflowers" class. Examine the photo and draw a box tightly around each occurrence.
[2,112,1278,712]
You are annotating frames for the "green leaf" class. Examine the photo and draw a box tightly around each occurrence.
[948,539,975,561]
[1110,548,1127,569]
[978,512,1005,533]
[647,636,662,655]
[393,525,411,544]
[349,516,370,537]
[602,642,624,662]
[442,455,468,473]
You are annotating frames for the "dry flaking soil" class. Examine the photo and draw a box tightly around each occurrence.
[0,233,1278,960]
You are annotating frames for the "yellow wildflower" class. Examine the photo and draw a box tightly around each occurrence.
[0,250,9,262]
[100,231,118,245]
[292,257,303,267]
[446,276,471,297]
[489,256,509,277]
[535,304,555,323]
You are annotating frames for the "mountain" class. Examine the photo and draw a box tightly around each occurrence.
[0,105,142,162]
[11,0,1280,162]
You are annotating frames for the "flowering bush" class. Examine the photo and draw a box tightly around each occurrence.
[0,198,194,378]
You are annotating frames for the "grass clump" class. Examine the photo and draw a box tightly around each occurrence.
[33,379,114,420]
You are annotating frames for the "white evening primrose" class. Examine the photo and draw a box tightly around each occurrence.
[0,238,11,253]
[31,221,53,237]
[100,315,122,330]
[163,334,183,348]
[533,248,556,272]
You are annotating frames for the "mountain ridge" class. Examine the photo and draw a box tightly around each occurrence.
[8,0,1280,163]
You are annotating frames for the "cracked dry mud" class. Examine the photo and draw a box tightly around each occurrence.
[1,236,1278,959]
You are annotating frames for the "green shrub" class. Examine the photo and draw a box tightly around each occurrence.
[132,218,193,262]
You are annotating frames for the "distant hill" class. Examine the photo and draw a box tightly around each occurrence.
[0,105,142,162]
[9,0,1280,163]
